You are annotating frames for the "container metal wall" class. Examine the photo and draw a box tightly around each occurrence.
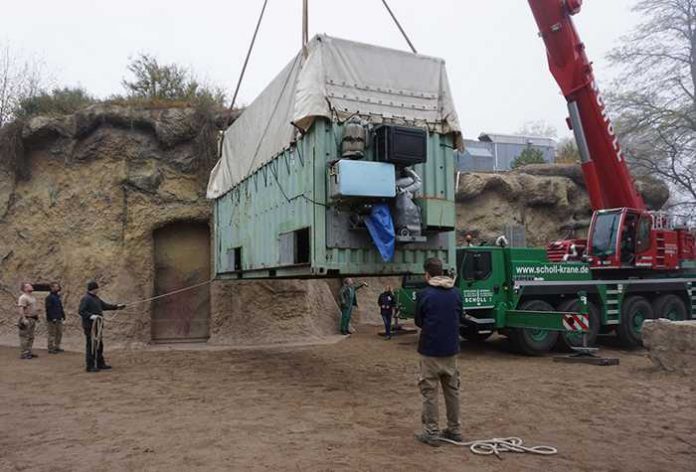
[214,118,456,278]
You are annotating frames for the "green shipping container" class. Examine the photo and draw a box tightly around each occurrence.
[208,35,462,279]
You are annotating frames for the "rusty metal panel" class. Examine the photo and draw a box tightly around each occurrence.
[152,223,210,342]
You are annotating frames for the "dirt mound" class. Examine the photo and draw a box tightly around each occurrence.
[209,279,340,345]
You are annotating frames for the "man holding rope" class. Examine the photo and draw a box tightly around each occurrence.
[78,281,125,373]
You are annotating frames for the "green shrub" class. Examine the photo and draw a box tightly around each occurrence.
[511,147,546,169]
[16,87,97,117]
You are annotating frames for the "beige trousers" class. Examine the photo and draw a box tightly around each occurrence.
[19,318,36,356]
[418,355,461,435]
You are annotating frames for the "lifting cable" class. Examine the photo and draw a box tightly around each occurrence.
[225,0,269,127]
[105,279,215,320]
[380,0,417,54]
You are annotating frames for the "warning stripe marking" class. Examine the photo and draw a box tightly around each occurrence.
[562,313,589,332]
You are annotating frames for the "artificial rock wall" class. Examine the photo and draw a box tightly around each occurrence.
[0,107,669,347]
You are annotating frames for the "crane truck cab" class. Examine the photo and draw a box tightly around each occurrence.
[588,209,654,269]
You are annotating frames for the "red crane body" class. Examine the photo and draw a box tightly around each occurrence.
[528,0,696,271]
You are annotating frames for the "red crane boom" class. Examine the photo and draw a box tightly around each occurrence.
[528,0,696,271]
[527,0,644,210]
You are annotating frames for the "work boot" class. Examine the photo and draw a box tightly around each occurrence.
[441,429,464,443]
[55,348,65,353]
[86,367,100,373]
[98,364,112,370]
[415,432,441,447]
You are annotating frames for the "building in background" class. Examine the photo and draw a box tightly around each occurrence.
[456,132,556,172]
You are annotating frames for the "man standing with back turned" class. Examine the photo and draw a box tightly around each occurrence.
[414,257,463,446]
[78,281,125,372]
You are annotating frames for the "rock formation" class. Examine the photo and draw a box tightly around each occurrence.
[0,106,671,347]
[642,319,696,375]
[456,164,669,246]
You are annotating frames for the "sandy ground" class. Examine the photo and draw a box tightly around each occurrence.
[1,327,695,472]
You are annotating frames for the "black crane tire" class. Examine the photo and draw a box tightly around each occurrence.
[652,294,687,322]
[509,299,559,356]
[617,296,653,348]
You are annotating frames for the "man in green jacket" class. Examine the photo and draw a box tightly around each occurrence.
[338,278,368,335]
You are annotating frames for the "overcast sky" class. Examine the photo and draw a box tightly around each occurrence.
[3,0,639,139]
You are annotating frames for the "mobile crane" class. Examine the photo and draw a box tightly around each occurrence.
[395,0,696,355]
[532,0,696,272]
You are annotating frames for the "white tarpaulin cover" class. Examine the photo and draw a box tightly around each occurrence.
[207,35,461,199]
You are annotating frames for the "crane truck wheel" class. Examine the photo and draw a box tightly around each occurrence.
[652,294,687,321]
[617,296,654,348]
[509,300,559,356]
[555,298,600,351]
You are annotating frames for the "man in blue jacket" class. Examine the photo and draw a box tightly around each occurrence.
[414,257,463,446]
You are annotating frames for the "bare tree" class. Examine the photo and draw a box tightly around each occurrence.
[0,42,47,127]
[516,120,558,138]
[608,0,696,219]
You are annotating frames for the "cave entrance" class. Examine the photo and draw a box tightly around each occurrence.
[152,221,210,343]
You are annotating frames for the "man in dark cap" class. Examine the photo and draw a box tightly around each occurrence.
[78,281,125,372]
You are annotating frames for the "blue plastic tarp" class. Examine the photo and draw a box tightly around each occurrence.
[365,203,395,262]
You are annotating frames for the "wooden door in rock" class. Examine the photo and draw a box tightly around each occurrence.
[152,222,210,342]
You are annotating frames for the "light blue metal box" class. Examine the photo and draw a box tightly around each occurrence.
[330,160,396,199]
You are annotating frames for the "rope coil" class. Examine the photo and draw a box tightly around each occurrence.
[438,436,557,459]
[90,315,104,369]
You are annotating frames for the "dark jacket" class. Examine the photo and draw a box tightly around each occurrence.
[78,292,119,328]
[45,292,65,321]
[414,277,462,357]
[378,291,396,316]
[339,283,366,309]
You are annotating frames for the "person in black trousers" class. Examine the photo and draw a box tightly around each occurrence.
[78,281,125,372]
[378,285,396,339]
